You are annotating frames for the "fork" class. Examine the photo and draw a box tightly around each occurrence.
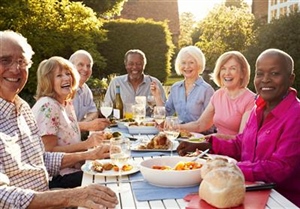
[191,149,210,162]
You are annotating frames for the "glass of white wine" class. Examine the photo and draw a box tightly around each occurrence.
[164,116,180,156]
[100,101,113,118]
[110,137,131,193]
[153,106,166,125]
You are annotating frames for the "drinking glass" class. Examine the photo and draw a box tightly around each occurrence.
[153,106,166,125]
[164,116,180,156]
[135,96,146,106]
[110,137,131,193]
[132,103,146,126]
[124,103,134,120]
[147,95,156,117]
[100,101,113,118]
[132,103,146,142]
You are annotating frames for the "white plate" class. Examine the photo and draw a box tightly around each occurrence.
[126,125,159,135]
[177,132,204,142]
[207,154,237,164]
[116,121,132,129]
[131,141,179,152]
[81,159,139,176]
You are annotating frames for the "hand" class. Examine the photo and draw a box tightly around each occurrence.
[69,184,118,209]
[85,132,105,149]
[89,118,110,131]
[89,144,110,160]
[150,81,161,97]
[176,141,211,156]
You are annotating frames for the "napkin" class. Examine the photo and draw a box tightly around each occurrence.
[129,172,199,201]
[184,188,271,209]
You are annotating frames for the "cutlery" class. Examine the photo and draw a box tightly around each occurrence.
[98,179,145,185]
[245,182,276,191]
[191,149,210,162]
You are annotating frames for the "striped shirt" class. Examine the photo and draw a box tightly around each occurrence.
[0,96,64,209]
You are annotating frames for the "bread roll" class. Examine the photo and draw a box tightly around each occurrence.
[199,158,245,208]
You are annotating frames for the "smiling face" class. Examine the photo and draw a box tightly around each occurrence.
[254,52,294,108]
[52,67,73,104]
[0,40,29,102]
[125,53,145,81]
[180,53,200,79]
[72,54,92,87]
[219,58,243,90]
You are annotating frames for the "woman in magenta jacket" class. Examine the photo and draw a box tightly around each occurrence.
[177,48,300,207]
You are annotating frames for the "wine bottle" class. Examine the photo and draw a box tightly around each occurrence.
[113,85,123,119]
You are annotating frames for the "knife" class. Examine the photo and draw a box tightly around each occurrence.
[245,182,276,191]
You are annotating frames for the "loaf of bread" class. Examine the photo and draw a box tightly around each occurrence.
[199,157,245,208]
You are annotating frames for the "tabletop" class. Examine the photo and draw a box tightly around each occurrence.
[79,129,298,209]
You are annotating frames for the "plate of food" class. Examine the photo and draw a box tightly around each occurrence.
[126,121,159,135]
[177,130,205,142]
[131,133,179,152]
[81,159,139,176]
[116,118,136,129]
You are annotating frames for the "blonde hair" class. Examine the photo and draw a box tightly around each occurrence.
[211,51,250,87]
[175,46,206,75]
[35,56,79,101]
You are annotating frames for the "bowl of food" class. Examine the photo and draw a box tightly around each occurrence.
[140,156,205,187]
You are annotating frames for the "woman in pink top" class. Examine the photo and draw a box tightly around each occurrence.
[177,49,300,207]
[180,51,255,139]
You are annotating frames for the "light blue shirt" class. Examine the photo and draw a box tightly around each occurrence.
[166,77,214,123]
[72,83,97,121]
[104,74,167,104]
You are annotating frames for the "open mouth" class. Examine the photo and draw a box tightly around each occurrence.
[5,77,20,82]
[61,84,71,89]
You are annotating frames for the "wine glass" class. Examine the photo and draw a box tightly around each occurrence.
[100,101,113,118]
[110,137,131,193]
[147,95,156,117]
[164,116,180,156]
[153,106,166,126]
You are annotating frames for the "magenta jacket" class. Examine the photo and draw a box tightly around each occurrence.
[211,88,300,207]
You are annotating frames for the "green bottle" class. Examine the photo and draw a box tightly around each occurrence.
[113,85,123,119]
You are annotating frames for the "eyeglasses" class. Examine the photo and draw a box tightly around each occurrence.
[0,56,33,69]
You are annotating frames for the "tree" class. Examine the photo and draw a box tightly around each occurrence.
[193,4,255,71]
[0,0,106,105]
[178,12,196,48]
[70,0,127,18]
[245,11,300,96]
[225,0,248,8]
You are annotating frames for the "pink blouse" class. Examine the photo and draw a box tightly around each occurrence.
[211,88,255,135]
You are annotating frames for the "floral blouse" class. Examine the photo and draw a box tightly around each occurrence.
[32,97,81,147]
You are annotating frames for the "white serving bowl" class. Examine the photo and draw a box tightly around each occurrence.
[140,156,205,187]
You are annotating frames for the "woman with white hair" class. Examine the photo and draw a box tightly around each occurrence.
[152,45,214,125]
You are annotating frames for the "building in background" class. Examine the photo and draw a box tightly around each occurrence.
[252,0,268,23]
[117,0,180,46]
[268,0,299,22]
[252,0,300,23]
